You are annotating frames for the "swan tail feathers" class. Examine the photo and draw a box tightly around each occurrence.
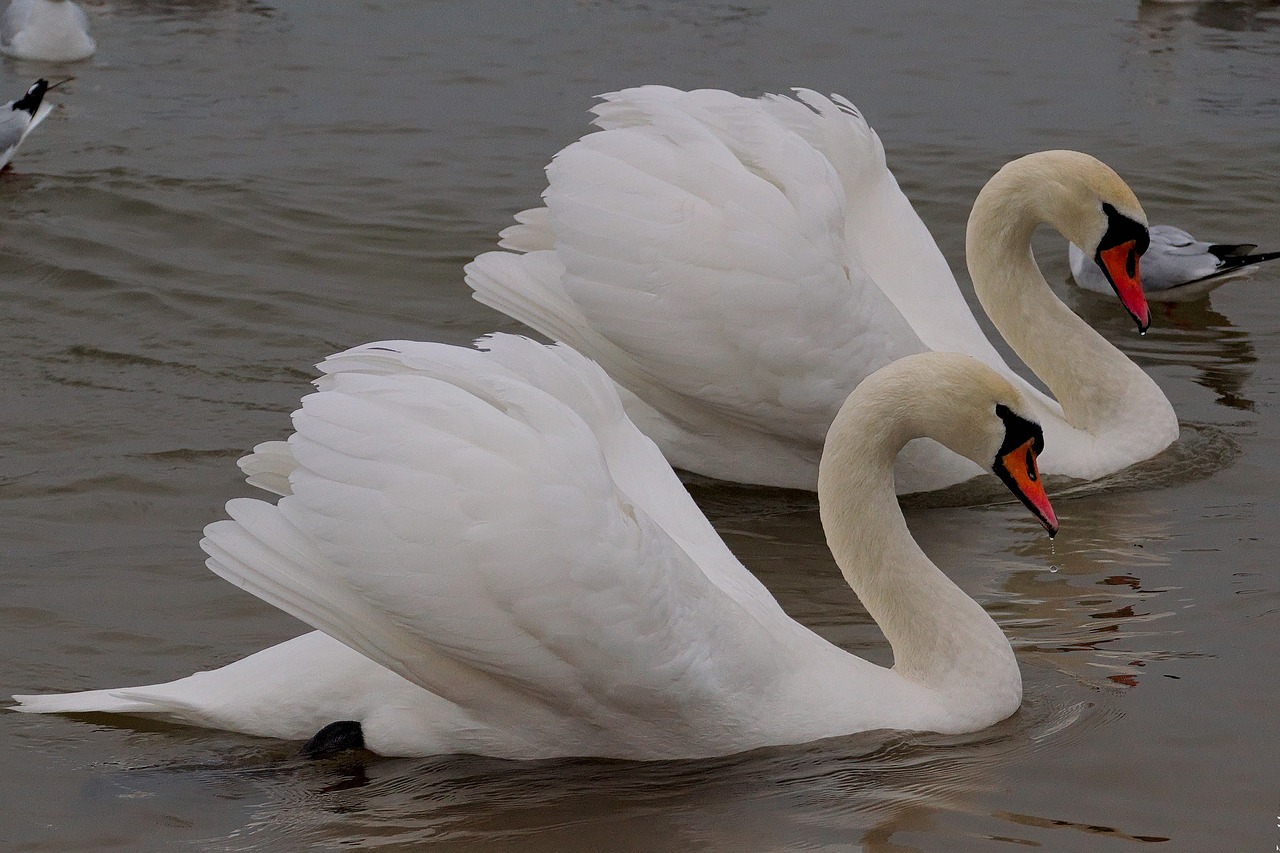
[10,686,201,720]
[11,689,159,716]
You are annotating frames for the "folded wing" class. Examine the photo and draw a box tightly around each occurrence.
[470,86,928,450]
[202,336,792,755]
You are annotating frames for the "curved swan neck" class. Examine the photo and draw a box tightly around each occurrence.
[965,155,1168,432]
[817,366,1018,696]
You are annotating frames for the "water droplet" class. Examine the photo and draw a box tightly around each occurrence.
[1049,565,1060,574]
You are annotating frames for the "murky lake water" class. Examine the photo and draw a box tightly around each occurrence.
[3,1,1279,849]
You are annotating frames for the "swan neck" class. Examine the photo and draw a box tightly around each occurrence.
[966,175,1165,432]
[818,391,1017,693]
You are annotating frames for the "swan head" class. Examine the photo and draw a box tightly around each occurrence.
[989,402,1058,536]
[987,150,1152,332]
[828,353,1059,536]
[927,356,1058,536]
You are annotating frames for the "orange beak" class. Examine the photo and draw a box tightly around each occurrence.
[1097,240,1150,333]
[999,438,1059,536]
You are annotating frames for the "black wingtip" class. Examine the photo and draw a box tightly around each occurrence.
[1210,247,1280,275]
[11,79,49,116]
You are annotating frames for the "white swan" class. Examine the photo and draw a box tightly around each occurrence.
[0,78,60,169]
[0,0,94,62]
[11,336,1057,760]
[1070,223,1280,302]
[466,86,1177,494]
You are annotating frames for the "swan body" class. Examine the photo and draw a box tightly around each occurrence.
[1070,224,1280,302]
[466,86,1177,493]
[0,0,93,61]
[0,78,58,169]
[12,337,1056,760]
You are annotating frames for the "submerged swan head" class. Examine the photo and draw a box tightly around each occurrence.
[823,352,1058,535]
[973,150,1152,332]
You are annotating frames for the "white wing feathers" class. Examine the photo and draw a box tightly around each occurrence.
[203,337,788,750]
[497,206,554,252]
[237,440,295,496]
[763,89,1017,375]
[468,86,926,447]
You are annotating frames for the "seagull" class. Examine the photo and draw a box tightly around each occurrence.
[0,0,95,62]
[1070,224,1280,302]
[0,78,63,170]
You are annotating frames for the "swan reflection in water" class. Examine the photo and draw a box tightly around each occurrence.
[1131,0,1280,123]
[995,498,1194,690]
[128,707,1168,851]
